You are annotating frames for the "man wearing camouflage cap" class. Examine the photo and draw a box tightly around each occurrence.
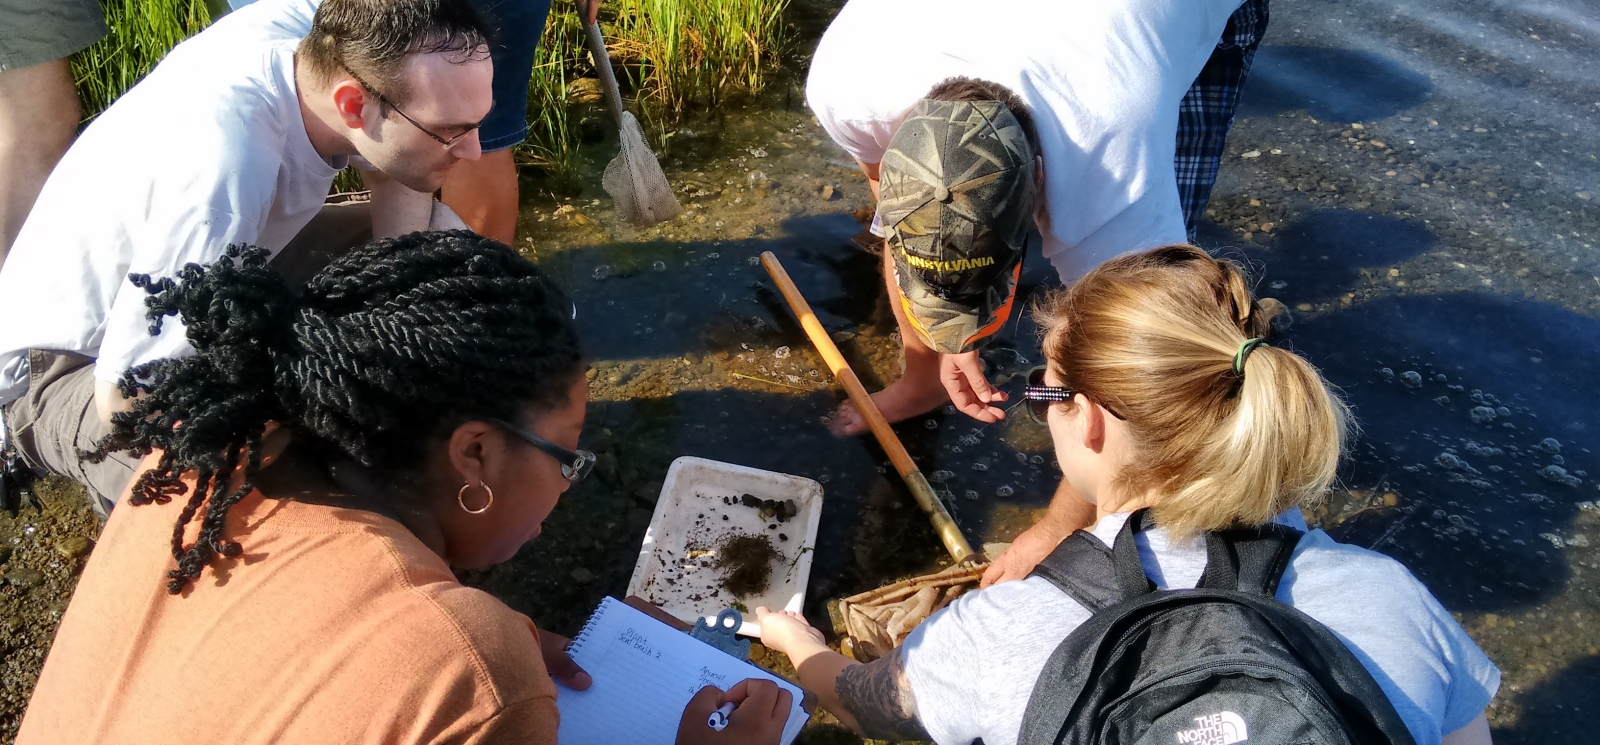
[808,0,1268,437]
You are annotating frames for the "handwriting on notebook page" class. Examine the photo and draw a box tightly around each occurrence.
[696,666,729,689]
[559,597,807,745]
[619,627,662,659]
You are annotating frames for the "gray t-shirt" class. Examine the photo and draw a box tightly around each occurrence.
[901,512,1501,745]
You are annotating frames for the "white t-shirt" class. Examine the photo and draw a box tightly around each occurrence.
[901,512,1502,745]
[0,0,333,409]
[807,0,1240,282]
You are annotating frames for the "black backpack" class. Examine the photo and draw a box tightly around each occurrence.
[1017,509,1417,745]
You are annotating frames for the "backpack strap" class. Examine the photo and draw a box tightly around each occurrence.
[1030,509,1159,610]
[1030,527,1121,612]
[1198,522,1305,596]
[1030,508,1306,608]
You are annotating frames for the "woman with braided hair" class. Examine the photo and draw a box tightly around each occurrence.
[16,231,790,744]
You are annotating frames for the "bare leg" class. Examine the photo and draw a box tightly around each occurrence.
[828,245,952,436]
[0,58,82,267]
[439,147,519,245]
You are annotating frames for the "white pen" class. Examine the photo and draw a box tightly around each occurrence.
[707,702,736,731]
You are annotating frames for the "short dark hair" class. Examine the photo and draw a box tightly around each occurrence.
[298,0,492,104]
[926,76,1041,159]
[92,232,584,594]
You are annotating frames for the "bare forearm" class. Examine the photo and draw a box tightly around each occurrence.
[779,637,862,731]
[365,170,434,238]
[855,157,881,202]
[1036,477,1095,539]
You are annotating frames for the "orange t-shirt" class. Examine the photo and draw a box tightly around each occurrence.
[17,463,559,745]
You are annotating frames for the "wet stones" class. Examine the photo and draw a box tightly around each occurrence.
[726,494,798,523]
[1399,370,1424,388]
[1470,406,1499,424]
[54,536,90,560]
[1464,441,1503,457]
[1435,452,1472,470]
[1537,465,1582,487]
[1,567,44,591]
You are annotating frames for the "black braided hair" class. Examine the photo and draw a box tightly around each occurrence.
[89,231,583,594]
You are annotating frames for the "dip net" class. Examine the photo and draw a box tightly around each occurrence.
[586,22,682,228]
[833,563,986,662]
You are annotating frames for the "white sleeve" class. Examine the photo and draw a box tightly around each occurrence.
[899,600,989,744]
[94,203,261,386]
[900,578,1093,745]
[803,3,900,165]
[813,106,896,165]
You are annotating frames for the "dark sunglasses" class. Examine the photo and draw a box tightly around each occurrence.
[1021,366,1125,424]
[347,69,488,149]
[488,418,597,483]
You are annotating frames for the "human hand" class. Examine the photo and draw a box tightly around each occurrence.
[537,628,592,690]
[940,351,1007,424]
[755,607,826,659]
[675,679,794,745]
[981,522,1066,588]
[580,0,602,25]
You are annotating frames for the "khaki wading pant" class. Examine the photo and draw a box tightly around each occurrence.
[0,201,468,517]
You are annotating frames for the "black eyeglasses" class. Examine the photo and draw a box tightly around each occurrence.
[488,418,597,483]
[347,69,487,149]
[1021,366,1125,424]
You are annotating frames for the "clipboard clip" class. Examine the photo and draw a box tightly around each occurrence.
[690,608,750,661]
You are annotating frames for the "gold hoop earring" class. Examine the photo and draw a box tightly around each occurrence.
[457,482,494,514]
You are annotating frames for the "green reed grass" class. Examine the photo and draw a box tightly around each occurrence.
[514,8,588,182]
[607,0,790,112]
[70,0,211,121]
[517,0,790,182]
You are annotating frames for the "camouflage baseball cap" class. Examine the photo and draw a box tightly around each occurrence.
[880,98,1036,355]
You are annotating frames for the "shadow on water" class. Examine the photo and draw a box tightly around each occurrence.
[1237,45,1433,121]
[1224,210,1437,305]
[1201,210,1599,613]
[1492,654,1600,744]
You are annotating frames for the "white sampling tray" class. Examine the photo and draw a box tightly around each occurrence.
[626,456,823,637]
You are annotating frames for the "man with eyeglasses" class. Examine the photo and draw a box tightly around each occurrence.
[0,0,496,517]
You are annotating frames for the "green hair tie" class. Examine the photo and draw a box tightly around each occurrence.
[1233,338,1269,376]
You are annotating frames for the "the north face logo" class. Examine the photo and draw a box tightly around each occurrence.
[1175,712,1249,745]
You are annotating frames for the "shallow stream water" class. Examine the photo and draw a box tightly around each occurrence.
[1,0,1596,742]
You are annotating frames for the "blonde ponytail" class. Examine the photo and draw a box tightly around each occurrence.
[1034,245,1350,537]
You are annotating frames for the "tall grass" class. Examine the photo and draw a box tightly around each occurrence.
[516,0,790,183]
[514,8,588,181]
[607,0,790,112]
[70,0,212,121]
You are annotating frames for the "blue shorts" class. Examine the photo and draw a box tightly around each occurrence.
[475,0,554,152]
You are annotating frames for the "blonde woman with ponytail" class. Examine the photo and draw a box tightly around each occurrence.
[758,245,1499,745]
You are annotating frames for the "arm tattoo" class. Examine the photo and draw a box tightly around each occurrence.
[836,649,931,741]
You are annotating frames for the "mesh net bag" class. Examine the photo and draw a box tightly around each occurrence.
[835,563,986,662]
[602,111,683,227]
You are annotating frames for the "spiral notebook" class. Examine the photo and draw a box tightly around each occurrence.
[556,597,808,745]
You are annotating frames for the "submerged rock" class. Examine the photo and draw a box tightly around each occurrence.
[3,566,44,590]
[1537,465,1581,487]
